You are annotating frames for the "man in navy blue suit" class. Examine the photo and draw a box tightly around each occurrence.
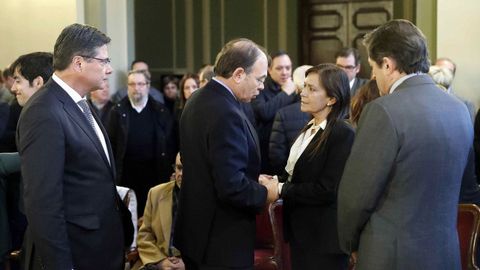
[17,24,127,270]
[174,38,279,270]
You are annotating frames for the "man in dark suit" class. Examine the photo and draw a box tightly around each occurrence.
[335,47,368,97]
[174,38,279,270]
[338,20,472,270]
[16,24,127,270]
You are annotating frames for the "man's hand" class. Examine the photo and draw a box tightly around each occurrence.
[350,251,358,266]
[281,78,296,95]
[259,174,273,183]
[260,177,279,204]
[156,257,185,270]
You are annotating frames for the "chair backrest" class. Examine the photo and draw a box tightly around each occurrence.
[458,203,480,270]
[269,199,291,270]
[256,205,274,248]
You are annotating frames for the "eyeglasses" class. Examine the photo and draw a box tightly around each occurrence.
[127,82,149,87]
[336,64,357,70]
[80,55,111,65]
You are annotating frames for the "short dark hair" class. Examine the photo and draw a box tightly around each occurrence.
[10,52,54,86]
[269,50,289,67]
[214,38,267,79]
[162,75,179,89]
[363,19,429,74]
[303,64,351,155]
[2,67,13,79]
[335,47,361,66]
[53,23,111,71]
[131,59,148,70]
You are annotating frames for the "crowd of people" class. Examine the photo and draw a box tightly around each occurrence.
[0,18,479,270]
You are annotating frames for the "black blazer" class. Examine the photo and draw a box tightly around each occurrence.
[174,80,267,268]
[281,119,354,253]
[16,79,124,270]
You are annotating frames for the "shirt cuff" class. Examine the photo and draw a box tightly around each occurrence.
[278,182,284,196]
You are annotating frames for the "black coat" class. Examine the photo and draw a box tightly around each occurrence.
[251,76,296,173]
[269,101,311,175]
[280,120,354,253]
[107,96,177,185]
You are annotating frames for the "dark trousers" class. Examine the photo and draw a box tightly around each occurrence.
[183,256,253,270]
[290,246,348,270]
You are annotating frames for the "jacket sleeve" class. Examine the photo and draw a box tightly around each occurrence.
[251,91,296,122]
[269,111,289,175]
[337,102,398,253]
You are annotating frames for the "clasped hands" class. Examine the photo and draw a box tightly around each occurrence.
[259,174,279,203]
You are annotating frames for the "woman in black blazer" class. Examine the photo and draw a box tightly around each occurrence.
[277,64,354,269]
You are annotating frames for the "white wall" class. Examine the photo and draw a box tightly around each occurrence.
[0,0,81,68]
[437,0,480,109]
[0,0,130,95]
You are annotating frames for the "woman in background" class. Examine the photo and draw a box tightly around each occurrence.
[349,79,379,127]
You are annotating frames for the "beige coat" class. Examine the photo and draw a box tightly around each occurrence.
[133,181,179,270]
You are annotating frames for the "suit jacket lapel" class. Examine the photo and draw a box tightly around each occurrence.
[91,106,116,176]
[239,109,261,158]
[49,80,113,173]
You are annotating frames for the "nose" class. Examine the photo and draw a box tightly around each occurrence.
[11,83,18,94]
[105,63,113,74]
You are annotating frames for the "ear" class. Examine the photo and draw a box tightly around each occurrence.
[72,55,84,72]
[327,97,337,107]
[232,67,245,83]
[32,76,44,89]
[382,57,396,74]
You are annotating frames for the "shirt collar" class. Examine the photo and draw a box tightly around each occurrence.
[307,118,327,130]
[52,73,85,103]
[389,73,421,94]
[349,78,355,89]
[129,96,148,113]
[213,77,237,100]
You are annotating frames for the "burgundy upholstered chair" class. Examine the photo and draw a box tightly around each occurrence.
[458,203,480,270]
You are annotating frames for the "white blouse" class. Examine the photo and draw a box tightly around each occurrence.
[284,119,327,179]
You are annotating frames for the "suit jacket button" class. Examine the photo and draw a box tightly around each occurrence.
[122,114,126,117]
[161,152,165,156]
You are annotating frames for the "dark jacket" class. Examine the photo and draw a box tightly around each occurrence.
[17,79,124,270]
[174,80,267,268]
[107,96,177,184]
[280,120,354,253]
[269,101,310,175]
[251,76,296,173]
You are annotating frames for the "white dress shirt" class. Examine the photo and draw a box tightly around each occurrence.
[52,74,110,164]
